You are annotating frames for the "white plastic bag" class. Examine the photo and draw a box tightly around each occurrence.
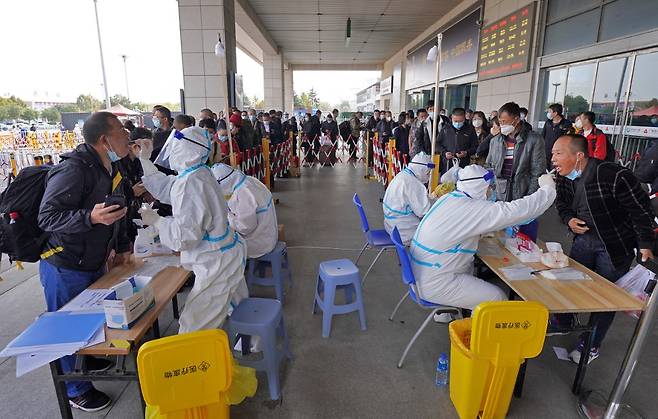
[615,264,654,318]
[440,159,461,183]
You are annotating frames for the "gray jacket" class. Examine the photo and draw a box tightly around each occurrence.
[485,125,546,201]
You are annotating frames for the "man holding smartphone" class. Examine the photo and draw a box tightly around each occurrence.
[37,112,132,412]
[552,134,655,365]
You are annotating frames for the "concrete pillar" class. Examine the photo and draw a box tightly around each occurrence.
[178,0,237,116]
[263,52,284,110]
[284,66,294,113]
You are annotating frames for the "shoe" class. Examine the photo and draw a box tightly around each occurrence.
[569,343,600,365]
[546,314,576,336]
[85,356,114,372]
[433,312,454,324]
[69,388,111,412]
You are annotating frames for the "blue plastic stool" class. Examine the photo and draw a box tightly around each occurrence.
[228,298,292,400]
[312,259,367,338]
[247,241,291,303]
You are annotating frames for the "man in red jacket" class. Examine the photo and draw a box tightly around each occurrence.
[576,111,612,161]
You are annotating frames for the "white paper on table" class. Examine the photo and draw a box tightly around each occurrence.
[134,256,181,279]
[60,289,112,313]
[540,267,590,281]
[500,263,534,280]
[553,346,571,361]
[14,327,105,377]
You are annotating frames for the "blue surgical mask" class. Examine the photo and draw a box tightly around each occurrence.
[488,189,497,202]
[218,135,228,142]
[105,145,121,163]
[452,121,464,130]
[565,168,582,181]
[152,118,161,129]
[565,157,582,180]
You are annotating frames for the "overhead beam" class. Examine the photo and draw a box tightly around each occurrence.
[291,64,383,71]
[235,0,278,55]
[236,22,263,64]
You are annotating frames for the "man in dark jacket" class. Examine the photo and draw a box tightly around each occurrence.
[151,106,173,161]
[375,111,394,144]
[486,102,546,201]
[542,103,572,166]
[38,112,132,411]
[436,107,479,173]
[635,140,658,216]
[553,134,655,364]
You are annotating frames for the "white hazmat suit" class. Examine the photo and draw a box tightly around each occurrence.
[382,153,433,245]
[211,163,279,258]
[138,127,248,333]
[410,165,556,309]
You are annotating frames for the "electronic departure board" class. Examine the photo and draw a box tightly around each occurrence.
[478,2,536,81]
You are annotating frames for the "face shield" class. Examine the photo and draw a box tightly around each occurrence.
[154,127,211,172]
[456,167,497,201]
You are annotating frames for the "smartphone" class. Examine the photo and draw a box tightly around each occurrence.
[104,195,126,210]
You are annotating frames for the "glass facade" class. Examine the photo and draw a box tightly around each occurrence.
[544,0,658,56]
[539,49,658,164]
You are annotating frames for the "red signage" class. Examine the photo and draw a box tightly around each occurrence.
[478,2,536,81]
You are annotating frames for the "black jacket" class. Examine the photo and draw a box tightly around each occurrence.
[256,121,284,144]
[436,123,479,172]
[555,159,656,269]
[39,144,130,272]
[151,128,172,161]
[321,120,338,141]
[376,119,393,143]
[412,115,450,156]
[542,117,572,163]
[635,141,658,194]
[393,124,410,155]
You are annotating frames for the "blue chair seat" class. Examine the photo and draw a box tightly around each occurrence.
[367,229,395,247]
[319,258,360,280]
[408,286,443,308]
[230,298,281,326]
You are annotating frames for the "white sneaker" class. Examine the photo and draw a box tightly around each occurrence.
[433,312,454,324]
[569,347,600,364]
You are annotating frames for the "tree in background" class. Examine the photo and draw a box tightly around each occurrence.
[41,107,61,122]
[76,94,103,112]
[20,108,39,121]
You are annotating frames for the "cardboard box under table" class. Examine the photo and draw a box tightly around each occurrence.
[48,259,191,419]
[475,234,644,396]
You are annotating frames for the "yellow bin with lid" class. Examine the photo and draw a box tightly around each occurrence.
[449,301,548,419]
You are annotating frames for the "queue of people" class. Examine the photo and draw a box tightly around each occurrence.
[28,98,657,412]
[35,107,285,411]
[383,100,656,366]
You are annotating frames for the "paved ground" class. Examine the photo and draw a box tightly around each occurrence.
[0,164,656,419]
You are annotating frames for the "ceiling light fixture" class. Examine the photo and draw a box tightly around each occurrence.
[345,17,351,47]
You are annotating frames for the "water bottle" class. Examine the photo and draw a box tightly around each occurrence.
[435,352,449,387]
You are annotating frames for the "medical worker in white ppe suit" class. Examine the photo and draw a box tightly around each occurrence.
[410,164,556,309]
[136,127,248,333]
[382,152,434,245]
[211,163,278,258]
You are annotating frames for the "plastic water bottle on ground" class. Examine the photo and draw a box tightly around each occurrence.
[435,352,449,387]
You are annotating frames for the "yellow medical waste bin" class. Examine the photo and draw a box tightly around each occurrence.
[449,301,548,419]
[138,329,247,419]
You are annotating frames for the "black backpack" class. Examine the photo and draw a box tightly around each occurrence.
[0,165,53,263]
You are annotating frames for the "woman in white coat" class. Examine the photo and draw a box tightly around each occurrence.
[211,163,279,259]
[136,127,248,333]
[410,164,556,309]
[382,152,433,245]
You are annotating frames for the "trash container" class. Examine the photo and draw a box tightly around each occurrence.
[448,301,548,419]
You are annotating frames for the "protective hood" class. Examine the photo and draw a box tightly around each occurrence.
[456,164,492,200]
[211,163,246,196]
[407,152,432,184]
[166,126,212,174]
